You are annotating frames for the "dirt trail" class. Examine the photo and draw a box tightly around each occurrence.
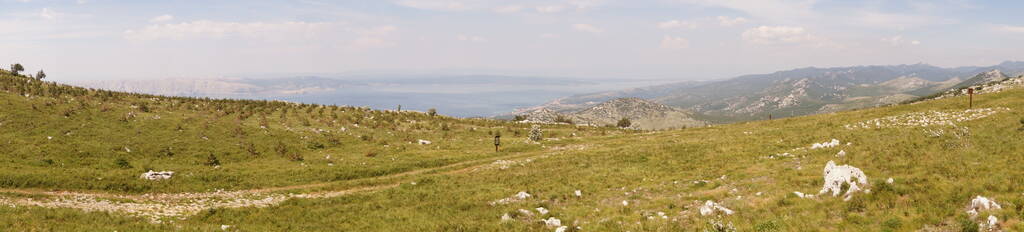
[0,144,591,223]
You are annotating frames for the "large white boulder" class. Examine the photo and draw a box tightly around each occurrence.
[819,161,869,201]
[139,170,174,180]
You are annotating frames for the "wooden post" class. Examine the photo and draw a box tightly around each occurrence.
[494,136,501,152]
[968,88,974,108]
[768,113,772,120]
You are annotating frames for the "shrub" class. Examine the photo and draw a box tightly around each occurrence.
[205,153,221,166]
[287,153,304,162]
[958,216,979,232]
[528,125,542,142]
[115,158,132,169]
[554,115,573,124]
[513,115,527,121]
[244,142,259,157]
[427,108,437,117]
[275,141,289,156]
[616,118,632,128]
[306,141,325,150]
[881,217,902,232]
[753,220,781,232]
[159,147,175,157]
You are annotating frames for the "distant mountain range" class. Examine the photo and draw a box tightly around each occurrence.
[516,61,1024,123]
[72,75,670,118]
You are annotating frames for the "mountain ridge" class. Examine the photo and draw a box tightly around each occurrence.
[519,61,1024,123]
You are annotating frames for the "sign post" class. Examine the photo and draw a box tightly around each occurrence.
[968,88,974,108]
[494,135,501,152]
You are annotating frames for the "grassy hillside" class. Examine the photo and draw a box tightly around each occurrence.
[1,70,1024,231]
[0,71,609,193]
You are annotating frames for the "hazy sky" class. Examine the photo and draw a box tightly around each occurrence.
[2,0,1023,82]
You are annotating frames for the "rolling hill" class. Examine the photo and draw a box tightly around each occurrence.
[2,68,1024,231]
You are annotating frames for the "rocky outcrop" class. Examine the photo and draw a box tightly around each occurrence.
[517,98,706,130]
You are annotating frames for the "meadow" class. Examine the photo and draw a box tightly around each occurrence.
[1,70,1023,231]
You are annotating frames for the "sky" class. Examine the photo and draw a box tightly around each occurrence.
[1,0,1023,82]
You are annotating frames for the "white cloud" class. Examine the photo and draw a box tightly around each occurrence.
[535,5,565,13]
[493,5,523,13]
[351,25,399,48]
[39,8,58,20]
[994,25,1024,33]
[457,34,486,42]
[395,0,471,11]
[716,16,748,26]
[123,21,335,41]
[540,33,560,39]
[567,0,606,11]
[854,11,943,30]
[881,35,920,46]
[660,36,690,50]
[572,23,603,33]
[657,20,697,30]
[674,0,818,22]
[150,14,174,23]
[741,26,819,45]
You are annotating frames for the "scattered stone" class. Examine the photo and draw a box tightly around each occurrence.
[536,207,549,215]
[836,150,846,157]
[220,225,231,231]
[555,226,568,232]
[698,200,734,216]
[819,161,869,201]
[793,192,810,198]
[967,196,1002,218]
[982,215,999,231]
[622,200,629,206]
[500,213,513,222]
[139,171,174,180]
[886,178,894,184]
[489,191,531,205]
[811,139,841,149]
[542,217,561,227]
[845,108,1010,129]
[574,190,582,197]
[417,139,431,145]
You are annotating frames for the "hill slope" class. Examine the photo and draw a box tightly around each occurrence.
[520,97,707,130]
[1,69,1024,231]
[523,61,1024,123]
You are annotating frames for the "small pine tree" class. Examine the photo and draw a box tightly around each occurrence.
[554,115,573,124]
[205,153,221,166]
[616,118,632,128]
[9,64,24,75]
[427,108,437,117]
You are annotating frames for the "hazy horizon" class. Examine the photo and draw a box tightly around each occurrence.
[2,0,1023,82]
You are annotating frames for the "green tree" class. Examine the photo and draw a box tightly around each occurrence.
[10,63,24,75]
[617,118,632,128]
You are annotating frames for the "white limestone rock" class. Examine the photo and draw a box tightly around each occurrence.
[819,161,869,201]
